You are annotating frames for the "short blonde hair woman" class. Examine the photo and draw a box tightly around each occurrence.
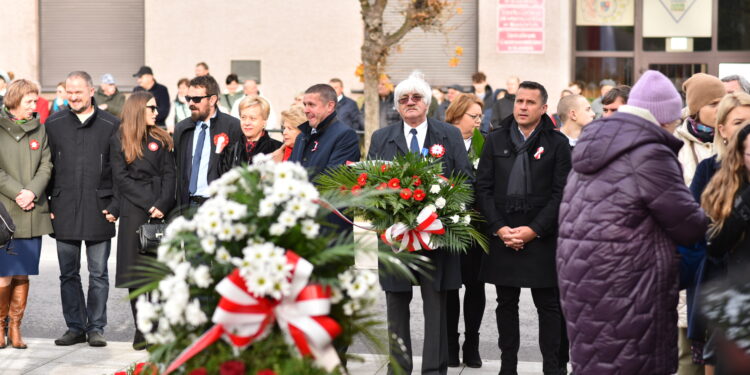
[238,96,281,163]
[272,106,307,162]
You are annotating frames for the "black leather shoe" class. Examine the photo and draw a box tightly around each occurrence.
[462,333,482,368]
[87,331,107,347]
[54,331,86,346]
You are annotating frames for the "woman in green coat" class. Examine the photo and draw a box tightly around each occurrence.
[0,79,53,349]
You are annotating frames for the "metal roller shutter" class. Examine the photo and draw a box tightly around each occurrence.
[383,0,478,87]
[39,0,144,91]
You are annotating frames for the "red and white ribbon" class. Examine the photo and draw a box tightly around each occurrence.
[380,206,445,252]
[164,251,341,374]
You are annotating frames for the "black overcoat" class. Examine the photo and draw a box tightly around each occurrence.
[173,110,244,210]
[110,133,176,288]
[247,131,282,163]
[46,107,120,241]
[475,114,571,288]
[368,118,473,292]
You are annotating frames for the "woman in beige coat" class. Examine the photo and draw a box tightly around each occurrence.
[0,79,53,349]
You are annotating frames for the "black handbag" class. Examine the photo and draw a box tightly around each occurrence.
[136,218,167,256]
[0,201,15,254]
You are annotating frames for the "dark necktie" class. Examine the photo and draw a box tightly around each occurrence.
[409,128,420,153]
[189,123,208,195]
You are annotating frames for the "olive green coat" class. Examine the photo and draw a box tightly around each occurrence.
[0,112,53,238]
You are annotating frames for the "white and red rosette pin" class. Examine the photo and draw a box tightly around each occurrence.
[429,144,446,158]
[148,142,159,152]
[533,146,545,160]
[29,139,40,150]
[214,133,229,154]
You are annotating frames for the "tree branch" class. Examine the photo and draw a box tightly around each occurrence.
[385,15,415,47]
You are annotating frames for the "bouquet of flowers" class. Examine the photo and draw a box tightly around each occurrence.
[316,145,488,254]
[127,154,412,375]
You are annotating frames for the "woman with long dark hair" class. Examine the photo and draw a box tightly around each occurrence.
[0,79,53,349]
[109,91,175,349]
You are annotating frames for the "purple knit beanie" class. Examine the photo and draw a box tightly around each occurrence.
[627,70,683,124]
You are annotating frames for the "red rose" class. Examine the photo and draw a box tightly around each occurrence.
[400,188,412,200]
[413,189,426,201]
[351,185,362,196]
[219,360,246,375]
[376,182,387,190]
[380,164,388,172]
[357,173,368,186]
[412,175,422,186]
[189,369,208,375]
[256,370,277,375]
[388,178,401,189]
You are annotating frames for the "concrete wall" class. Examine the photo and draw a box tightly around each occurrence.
[0,1,39,83]
[145,0,364,125]
[477,0,572,111]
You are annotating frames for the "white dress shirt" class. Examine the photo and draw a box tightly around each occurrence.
[403,120,428,152]
[463,137,472,152]
[191,112,216,197]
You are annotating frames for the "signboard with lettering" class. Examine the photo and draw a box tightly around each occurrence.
[497,0,545,54]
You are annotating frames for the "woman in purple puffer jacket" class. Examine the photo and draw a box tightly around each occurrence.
[557,70,708,375]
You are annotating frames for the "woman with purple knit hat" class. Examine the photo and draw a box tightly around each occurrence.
[556,70,709,374]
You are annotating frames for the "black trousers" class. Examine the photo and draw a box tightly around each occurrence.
[386,276,449,375]
[495,286,562,375]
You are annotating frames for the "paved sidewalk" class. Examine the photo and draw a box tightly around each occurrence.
[0,340,551,375]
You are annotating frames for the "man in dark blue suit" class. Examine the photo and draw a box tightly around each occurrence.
[289,83,360,179]
[368,72,473,375]
[329,78,363,131]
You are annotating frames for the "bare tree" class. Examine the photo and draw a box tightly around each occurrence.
[359,0,455,151]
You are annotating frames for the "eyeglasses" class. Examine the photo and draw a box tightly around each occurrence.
[397,94,424,105]
[146,105,158,113]
[185,95,211,103]
[465,113,483,122]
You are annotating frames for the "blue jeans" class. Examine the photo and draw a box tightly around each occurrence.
[56,240,111,334]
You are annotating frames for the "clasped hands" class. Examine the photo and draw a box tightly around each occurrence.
[497,226,537,251]
[15,189,35,211]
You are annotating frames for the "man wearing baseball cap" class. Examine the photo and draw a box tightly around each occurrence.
[93,73,126,117]
[132,66,170,127]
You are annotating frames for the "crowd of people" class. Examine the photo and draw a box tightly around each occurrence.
[0,62,749,375]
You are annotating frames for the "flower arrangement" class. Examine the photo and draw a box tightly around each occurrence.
[316,146,488,254]
[128,154,409,375]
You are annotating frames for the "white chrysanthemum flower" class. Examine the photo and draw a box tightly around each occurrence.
[224,201,247,221]
[429,184,441,194]
[473,159,479,169]
[163,282,189,325]
[245,272,274,297]
[451,215,460,224]
[329,286,343,304]
[298,185,320,201]
[285,199,307,218]
[135,295,156,333]
[184,299,208,327]
[232,224,248,239]
[216,223,234,241]
[200,236,217,254]
[269,223,286,236]
[301,219,320,239]
[462,215,471,225]
[273,163,294,181]
[258,197,277,217]
[191,265,213,288]
[215,247,232,264]
[435,197,446,209]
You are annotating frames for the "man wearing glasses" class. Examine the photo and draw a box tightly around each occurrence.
[367,71,472,375]
[173,75,244,210]
[132,66,170,127]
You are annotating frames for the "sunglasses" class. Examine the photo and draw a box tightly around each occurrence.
[185,95,211,103]
[146,105,158,113]
[397,94,424,105]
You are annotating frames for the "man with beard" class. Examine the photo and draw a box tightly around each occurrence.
[173,75,244,210]
[46,71,120,347]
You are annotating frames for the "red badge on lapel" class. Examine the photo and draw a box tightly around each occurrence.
[214,133,229,154]
[148,142,159,152]
[29,139,40,150]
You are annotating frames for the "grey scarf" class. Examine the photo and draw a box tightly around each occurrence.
[506,123,541,213]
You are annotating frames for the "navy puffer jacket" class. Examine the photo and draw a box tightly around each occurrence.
[557,111,708,374]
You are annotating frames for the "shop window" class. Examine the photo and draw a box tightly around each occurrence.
[718,0,750,50]
[575,57,634,98]
[576,26,634,51]
[643,38,711,52]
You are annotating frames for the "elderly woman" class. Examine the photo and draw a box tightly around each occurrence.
[443,93,485,368]
[272,106,306,162]
[557,71,708,374]
[238,96,281,163]
[0,79,54,349]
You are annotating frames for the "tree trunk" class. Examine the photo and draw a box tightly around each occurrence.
[362,62,380,154]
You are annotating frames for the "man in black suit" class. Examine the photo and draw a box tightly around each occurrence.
[475,81,571,375]
[329,78,363,131]
[132,66,170,127]
[368,72,473,375]
[173,75,244,210]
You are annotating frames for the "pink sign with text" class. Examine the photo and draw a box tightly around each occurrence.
[497,0,545,53]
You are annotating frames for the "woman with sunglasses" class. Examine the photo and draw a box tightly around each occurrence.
[443,93,485,368]
[109,91,175,349]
